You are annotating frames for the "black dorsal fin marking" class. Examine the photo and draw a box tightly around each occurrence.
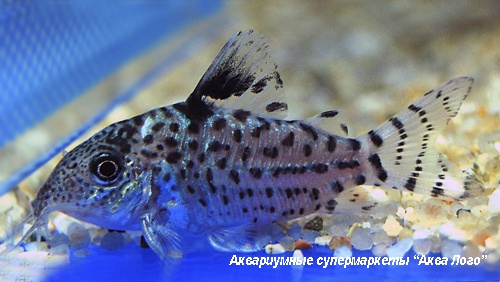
[188,30,287,119]
[304,109,350,137]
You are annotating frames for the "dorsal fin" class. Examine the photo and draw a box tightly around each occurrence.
[189,30,287,119]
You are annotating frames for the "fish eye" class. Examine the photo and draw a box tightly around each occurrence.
[90,153,122,184]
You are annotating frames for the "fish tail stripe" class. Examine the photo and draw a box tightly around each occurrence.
[360,77,483,200]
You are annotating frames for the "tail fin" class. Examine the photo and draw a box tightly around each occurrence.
[359,77,483,201]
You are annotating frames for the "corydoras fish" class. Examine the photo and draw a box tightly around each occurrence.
[16,30,483,261]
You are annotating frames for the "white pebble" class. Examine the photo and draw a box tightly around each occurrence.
[67,222,91,248]
[371,243,387,256]
[373,229,393,245]
[488,189,500,214]
[350,228,373,250]
[24,242,49,252]
[292,249,304,268]
[265,243,286,254]
[100,231,125,251]
[441,239,463,259]
[314,235,332,246]
[412,239,432,255]
[386,237,413,257]
[49,244,69,256]
[334,245,352,258]
[50,233,71,248]
[74,248,90,258]
[412,229,432,240]
[439,221,467,241]
[463,243,482,258]
[383,215,403,237]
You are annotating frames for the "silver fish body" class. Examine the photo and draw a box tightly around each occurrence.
[25,30,482,261]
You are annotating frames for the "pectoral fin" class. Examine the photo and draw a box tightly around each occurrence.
[141,210,183,261]
[208,225,268,252]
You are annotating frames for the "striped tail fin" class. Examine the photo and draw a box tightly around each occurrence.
[359,77,483,201]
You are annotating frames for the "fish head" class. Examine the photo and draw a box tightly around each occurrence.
[32,121,152,231]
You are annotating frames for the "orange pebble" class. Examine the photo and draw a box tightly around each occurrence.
[295,239,313,250]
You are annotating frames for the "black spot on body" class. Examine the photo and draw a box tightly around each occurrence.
[355,174,366,185]
[247,188,254,198]
[213,118,227,131]
[233,129,242,143]
[164,137,178,147]
[169,123,179,132]
[180,169,187,180]
[312,163,328,174]
[265,187,274,198]
[348,138,361,151]
[229,170,240,185]
[217,158,227,169]
[152,122,165,132]
[187,122,200,134]
[303,144,312,157]
[233,109,251,122]
[272,167,282,177]
[368,154,388,182]
[143,134,154,145]
[197,153,206,163]
[198,199,207,207]
[159,108,173,117]
[299,123,318,140]
[188,140,198,151]
[337,160,360,169]
[281,132,295,147]
[326,199,337,212]
[208,141,221,152]
[106,124,137,154]
[141,149,157,159]
[187,185,195,194]
[368,130,383,147]
[241,147,251,162]
[209,183,217,194]
[206,168,213,182]
[263,147,279,158]
[285,188,293,199]
[166,152,182,164]
[312,188,320,200]
[132,116,144,126]
[249,167,263,179]
[327,136,336,152]
[222,195,229,205]
[251,126,262,138]
[173,101,213,123]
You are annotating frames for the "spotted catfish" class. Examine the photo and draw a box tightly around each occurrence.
[18,30,482,261]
